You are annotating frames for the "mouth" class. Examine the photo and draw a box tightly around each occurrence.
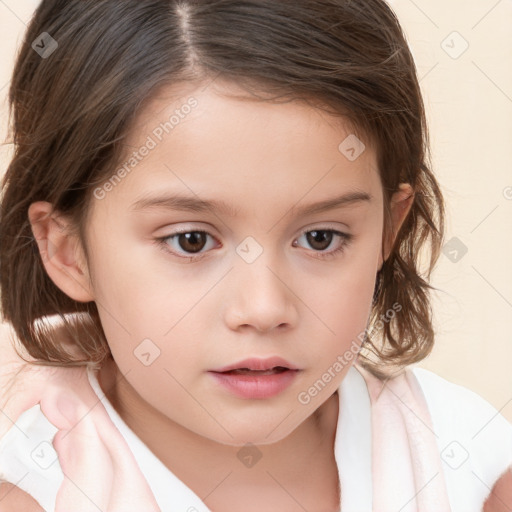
[219,366,291,376]
[210,357,300,374]
[208,358,300,399]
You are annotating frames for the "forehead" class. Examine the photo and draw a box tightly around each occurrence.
[93,80,382,218]
[129,78,371,149]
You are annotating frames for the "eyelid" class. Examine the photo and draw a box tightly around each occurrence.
[296,223,350,235]
[155,223,353,261]
[156,222,349,242]
[293,227,353,259]
[155,228,217,261]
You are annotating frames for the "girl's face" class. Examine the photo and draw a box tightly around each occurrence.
[68,81,405,445]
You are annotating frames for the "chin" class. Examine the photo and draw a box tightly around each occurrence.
[209,429,293,448]
[198,412,304,448]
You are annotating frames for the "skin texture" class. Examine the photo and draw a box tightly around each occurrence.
[0,483,45,512]
[483,469,512,512]
[27,80,415,510]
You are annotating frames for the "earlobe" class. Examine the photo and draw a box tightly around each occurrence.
[28,201,94,303]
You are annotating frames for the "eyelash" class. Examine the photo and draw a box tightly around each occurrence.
[155,227,353,262]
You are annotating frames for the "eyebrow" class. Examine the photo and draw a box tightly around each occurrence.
[129,190,372,217]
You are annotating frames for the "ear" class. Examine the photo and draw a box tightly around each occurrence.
[378,183,415,270]
[28,201,94,303]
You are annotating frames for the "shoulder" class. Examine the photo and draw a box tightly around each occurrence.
[409,366,512,504]
[409,366,512,435]
[0,482,45,512]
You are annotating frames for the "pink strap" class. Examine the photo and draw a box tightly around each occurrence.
[356,364,452,511]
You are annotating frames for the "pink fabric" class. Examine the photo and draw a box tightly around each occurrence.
[357,364,452,511]
[1,362,452,511]
[1,365,160,512]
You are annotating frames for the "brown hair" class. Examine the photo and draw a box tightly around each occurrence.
[0,0,444,378]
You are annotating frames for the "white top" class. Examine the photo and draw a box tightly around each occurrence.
[0,365,511,511]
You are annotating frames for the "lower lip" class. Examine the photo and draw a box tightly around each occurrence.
[209,369,299,399]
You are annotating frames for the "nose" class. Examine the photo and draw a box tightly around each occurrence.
[224,257,299,333]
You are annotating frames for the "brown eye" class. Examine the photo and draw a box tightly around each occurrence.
[293,228,353,260]
[157,230,217,258]
[305,230,334,251]
[176,232,208,253]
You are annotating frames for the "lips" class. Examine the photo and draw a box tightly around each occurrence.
[210,357,299,374]
[208,357,300,399]
[223,367,289,376]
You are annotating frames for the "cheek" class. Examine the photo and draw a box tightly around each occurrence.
[311,275,374,363]
[88,249,209,383]
[312,241,379,320]
[302,245,380,365]
[86,225,196,328]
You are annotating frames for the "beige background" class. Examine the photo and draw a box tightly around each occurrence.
[0,1,511,422]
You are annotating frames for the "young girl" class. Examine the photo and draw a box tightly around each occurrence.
[0,0,510,511]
